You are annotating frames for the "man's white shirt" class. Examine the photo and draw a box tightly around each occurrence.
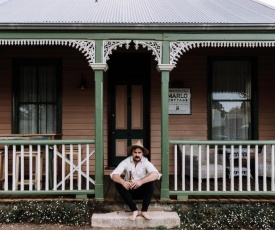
[110,156,162,181]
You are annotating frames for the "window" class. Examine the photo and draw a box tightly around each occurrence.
[209,58,255,140]
[13,59,61,134]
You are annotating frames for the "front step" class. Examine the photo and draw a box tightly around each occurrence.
[99,201,175,212]
[91,211,180,229]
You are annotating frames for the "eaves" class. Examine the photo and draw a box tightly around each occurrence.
[0,23,274,32]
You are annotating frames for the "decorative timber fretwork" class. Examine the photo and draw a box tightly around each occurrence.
[103,40,162,64]
[170,41,275,65]
[103,40,131,63]
[133,40,162,64]
[0,39,95,66]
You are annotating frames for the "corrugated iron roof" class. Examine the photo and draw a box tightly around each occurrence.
[0,0,274,24]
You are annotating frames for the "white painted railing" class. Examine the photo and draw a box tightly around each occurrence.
[171,140,275,198]
[0,140,95,195]
[52,144,95,191]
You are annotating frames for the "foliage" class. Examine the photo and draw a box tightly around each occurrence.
[0,199,103,226]
[174,202,275,230]
[1,200,275,229]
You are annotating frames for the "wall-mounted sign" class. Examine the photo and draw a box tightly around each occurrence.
[169,88,191,114]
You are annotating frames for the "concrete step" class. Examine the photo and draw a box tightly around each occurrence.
[91,211,180,229]
[99,201,175,212]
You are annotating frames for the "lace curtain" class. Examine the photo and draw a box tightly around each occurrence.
[211,60,252,140]
[18,65,57,134]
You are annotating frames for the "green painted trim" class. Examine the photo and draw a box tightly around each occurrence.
[1,24,275,33]
[0,32,275,41]
[95,40,103,63]
[0,140,95,145]
[160,41,171,201]
[76,194,88,199]
[160,71,170,201]
[162,41,170,64]
[94,40,104,201]
[170,191,275,196]
[177,195,189,201]
[164,33,275,41]
[0,190,95,195]
[0,32,163,40]
[94,68,104,201]
[170,140,275,145]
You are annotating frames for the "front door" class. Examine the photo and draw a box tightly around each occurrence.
[108,53,150,167]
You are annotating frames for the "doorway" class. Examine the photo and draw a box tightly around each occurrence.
[107,53,151,167]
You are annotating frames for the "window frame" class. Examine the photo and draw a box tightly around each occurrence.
[207,56,258,141]
[12,59,62,134]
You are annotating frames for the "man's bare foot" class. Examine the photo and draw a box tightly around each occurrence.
[129,210,139,221]
[141,211,152,220]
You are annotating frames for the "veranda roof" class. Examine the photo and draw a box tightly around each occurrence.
[0,0,274,25]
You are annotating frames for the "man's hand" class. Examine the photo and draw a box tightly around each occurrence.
[112,174,133,190]
[122,180,132,190]
[130,180,143,190]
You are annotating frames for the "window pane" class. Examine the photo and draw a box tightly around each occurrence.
[212,101,251,140]
[212,60,251,100]
[19,104,37,133]
[15,60,60,134]
[210,60,252,140]
[38,66,56,102]
[46,104,57,133]
[38,104,56,133]
[213,92,248,100]
[19,66,37,102]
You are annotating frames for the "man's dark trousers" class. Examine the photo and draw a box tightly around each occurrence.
[115,181,154,212]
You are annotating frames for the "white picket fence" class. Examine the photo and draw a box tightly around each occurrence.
[0,141,95,193]
[172,141,275,198]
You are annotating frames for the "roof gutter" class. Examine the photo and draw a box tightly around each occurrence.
[0,23,274,31]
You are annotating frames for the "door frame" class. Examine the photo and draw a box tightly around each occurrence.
[107,53,151,167]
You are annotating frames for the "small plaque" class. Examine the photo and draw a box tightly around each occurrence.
[169,88,191,115]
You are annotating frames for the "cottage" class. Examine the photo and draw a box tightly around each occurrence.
[0,0,275,201]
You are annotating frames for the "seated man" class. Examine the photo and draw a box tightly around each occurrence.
[110,140,162,221]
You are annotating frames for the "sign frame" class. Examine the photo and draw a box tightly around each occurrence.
[168,88,191,115]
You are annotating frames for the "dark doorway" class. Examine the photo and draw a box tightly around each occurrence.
[107,53,151,167]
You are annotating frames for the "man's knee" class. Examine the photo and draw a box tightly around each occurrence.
[115,182,128,193]
[115,182,122,188]
[145,181,155,189]
[141,181,155,194]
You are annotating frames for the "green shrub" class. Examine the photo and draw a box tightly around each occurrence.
[0,199,102,226]
[175,202,275,229]
[1,200,275,229]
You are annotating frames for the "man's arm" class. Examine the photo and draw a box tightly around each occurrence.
[131,171,159,189]
[140,171,159,184]
[112,174,126,184]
